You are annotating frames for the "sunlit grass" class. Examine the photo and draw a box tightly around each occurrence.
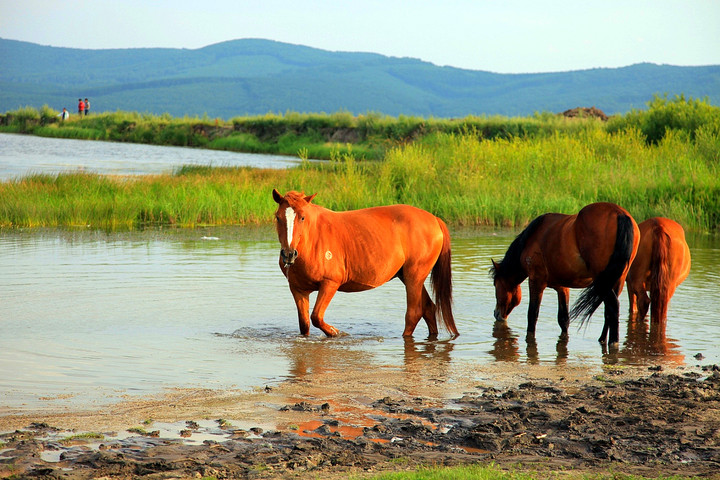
[1,127,717,231]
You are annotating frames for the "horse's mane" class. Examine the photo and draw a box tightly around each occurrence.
[283,190,310,207]
[490,214,548,280]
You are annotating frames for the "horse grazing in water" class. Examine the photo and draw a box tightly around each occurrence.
[490,202,640,345]
[272,189,458,338]
[626,217,691,325]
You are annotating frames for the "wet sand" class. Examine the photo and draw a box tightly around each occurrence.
[2,360,719,479]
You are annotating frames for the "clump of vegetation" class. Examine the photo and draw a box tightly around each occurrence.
[607,94,720,144]
[59,432,104,444]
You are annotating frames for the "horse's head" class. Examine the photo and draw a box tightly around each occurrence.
[490,259,521,322]
[272,189,317,268]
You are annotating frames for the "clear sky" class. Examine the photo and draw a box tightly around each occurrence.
[2,0,719,73]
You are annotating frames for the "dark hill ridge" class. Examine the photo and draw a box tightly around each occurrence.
[1,37,718,118]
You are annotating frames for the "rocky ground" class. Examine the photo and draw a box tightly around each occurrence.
[2,363,720,479]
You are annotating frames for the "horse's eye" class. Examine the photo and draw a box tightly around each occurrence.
[301,216,305,221]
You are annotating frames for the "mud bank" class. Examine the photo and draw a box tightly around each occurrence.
[2,364,719,479]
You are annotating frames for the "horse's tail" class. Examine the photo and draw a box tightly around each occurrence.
[649,224,671,322]
[571,214,636,326]
[432,218,458,336]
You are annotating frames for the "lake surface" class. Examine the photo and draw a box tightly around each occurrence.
[1,227,718,413]
[0,132,304,180]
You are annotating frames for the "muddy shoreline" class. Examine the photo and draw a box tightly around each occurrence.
[2,362,719,479]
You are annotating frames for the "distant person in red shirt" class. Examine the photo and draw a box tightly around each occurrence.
[78,98,85,116]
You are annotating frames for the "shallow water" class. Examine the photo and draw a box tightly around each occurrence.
[0,132,304,180]
[1,227,718,413]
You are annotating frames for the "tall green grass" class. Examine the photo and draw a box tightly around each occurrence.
[1,127,717,232]
[2,96,718,231]
[368,128,719,231]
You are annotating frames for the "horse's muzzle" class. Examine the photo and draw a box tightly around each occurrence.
[280,248,298,267]
[493,309,507,322]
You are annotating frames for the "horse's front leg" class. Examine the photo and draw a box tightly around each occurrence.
[526,280,545,336]
[311,281,340,337]
[290,288,311,336]
[555,287,570,335]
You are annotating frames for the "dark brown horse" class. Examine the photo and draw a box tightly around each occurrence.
[272,189,458,338]
[491,202,640,345]
[626,217,691,325]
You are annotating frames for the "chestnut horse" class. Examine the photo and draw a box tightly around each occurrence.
[626,217,691,325]
[272,189,458,338]
[491,202,640,345]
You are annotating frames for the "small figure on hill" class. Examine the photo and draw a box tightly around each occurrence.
[59,107,70,122]
[78,98,85,116]
[84,98,90,116]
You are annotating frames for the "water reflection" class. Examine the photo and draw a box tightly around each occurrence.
[489,321,572,366]
[489,321,519,362]
[402,336,455,374]
[605,316,685,365]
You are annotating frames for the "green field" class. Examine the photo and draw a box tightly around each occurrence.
[1,95,718,232]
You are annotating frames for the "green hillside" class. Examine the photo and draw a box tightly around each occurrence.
[1,38,719,118]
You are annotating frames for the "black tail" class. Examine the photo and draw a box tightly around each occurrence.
[570,214,635,326]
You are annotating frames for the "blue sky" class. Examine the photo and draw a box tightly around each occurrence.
[2,0,719,73]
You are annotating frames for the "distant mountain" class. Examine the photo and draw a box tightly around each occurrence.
[1,38,718,118]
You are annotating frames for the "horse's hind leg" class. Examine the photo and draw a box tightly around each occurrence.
[555,287,570,335]
[635,289,650,321]
[421,286,439,337]
[401,280,426,337]
[601,292,621,345]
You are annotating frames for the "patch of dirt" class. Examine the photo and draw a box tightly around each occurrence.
[2,364,719,479]
[561,107,609,121]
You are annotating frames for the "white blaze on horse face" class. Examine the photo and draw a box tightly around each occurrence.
[285,206,296,246]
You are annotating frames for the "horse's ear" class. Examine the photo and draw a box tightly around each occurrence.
[491,259,499,269]
[305,193,317,204]
[272,189,284,204]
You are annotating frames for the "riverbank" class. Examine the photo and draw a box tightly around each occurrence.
[2,363,719,479]
[1,96,719,232]
[0,126,718,232]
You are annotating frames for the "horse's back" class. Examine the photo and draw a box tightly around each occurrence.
[574,202,639,275]
[339,204,443,244]
[324,204,445,288]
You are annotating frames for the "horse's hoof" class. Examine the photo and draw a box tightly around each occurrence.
[324,327,340,337]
